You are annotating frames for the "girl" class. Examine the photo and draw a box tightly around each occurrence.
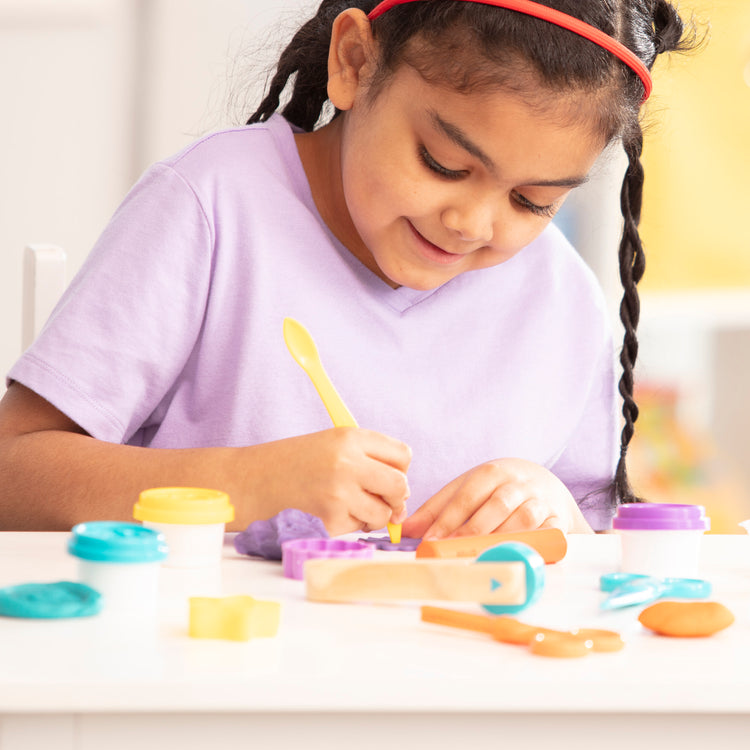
[0,0,691,536]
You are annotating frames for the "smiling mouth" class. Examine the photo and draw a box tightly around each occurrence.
[408,223,465,266]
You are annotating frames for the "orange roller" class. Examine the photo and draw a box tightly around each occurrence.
[416,527,567,564]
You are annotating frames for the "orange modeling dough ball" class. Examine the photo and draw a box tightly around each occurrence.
[638,601,735,637]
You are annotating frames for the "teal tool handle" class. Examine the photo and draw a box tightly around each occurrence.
[477,542,545,615]
[599,572,711,610]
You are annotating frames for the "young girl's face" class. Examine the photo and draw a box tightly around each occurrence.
[333,64,606,291]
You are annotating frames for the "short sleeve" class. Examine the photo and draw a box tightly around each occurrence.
[7,163,213,443]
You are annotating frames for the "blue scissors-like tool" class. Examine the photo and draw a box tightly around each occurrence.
[599,572,711,611]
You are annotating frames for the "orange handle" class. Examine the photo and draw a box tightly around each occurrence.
[421,605,497,634]
[415,527,567,564]
[420,606,625,653]
[420,606,543,644]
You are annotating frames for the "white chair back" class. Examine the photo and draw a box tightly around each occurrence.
[22,244,67,351]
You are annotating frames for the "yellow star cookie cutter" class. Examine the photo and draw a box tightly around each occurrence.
[188,595,280,641]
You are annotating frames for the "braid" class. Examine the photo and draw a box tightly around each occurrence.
[610,0,697,506]
[247,1,378,131]
[614,129,646,504]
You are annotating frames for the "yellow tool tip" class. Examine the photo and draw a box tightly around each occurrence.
[387,522,402,544]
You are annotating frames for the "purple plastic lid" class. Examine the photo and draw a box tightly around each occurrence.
[612,503,710,531]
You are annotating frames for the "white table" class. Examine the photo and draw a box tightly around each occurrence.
[1,532,749,750]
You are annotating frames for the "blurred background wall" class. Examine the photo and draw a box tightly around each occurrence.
[0,0,309,374]
[561,0,750,531]
[1,0,748,529]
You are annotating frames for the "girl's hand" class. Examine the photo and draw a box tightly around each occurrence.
[254,427,411,536]
[401,458,592,539]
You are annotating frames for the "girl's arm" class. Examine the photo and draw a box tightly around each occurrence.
[0,383,410,533]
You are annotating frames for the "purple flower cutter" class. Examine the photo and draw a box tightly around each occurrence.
[282,538,374,580]
[612,503,710,532]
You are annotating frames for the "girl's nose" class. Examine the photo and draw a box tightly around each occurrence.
[440,201,494,244]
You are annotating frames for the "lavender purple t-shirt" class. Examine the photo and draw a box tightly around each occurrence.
[8,115,619,530]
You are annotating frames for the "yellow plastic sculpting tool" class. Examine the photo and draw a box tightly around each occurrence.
[282,317,403,542]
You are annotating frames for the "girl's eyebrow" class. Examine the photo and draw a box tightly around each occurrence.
[428,109,590,188]
[429,110,496,171]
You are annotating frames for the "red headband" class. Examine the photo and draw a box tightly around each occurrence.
[367,0,652,102]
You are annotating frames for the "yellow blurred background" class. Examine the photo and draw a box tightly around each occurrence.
[641,0,750,289]
[632,0,750,531]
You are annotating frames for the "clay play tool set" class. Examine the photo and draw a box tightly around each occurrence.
[0,498,738,658]
[0,327,736,651]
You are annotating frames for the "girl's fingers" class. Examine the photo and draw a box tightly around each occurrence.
[319,428,412,525]
[407,458,578,539]
[352,489,402,531]
[419,468,556,539]
[490,496,550,533]
[359,456,410,514]
[360,429,412,472]
[421,470,509,540]
[401,473,465,537]
[538,515,564,530]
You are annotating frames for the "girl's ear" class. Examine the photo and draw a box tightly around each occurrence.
[327,9,377,111]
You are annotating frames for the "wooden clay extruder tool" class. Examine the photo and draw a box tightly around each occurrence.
[415,527,567,564]
[305,541,545,615]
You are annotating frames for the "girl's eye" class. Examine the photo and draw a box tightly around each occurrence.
[512,191,558,219]
[418,145,466,180]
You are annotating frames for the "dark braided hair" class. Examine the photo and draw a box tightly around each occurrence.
[247,0,370,130]
[249,0,695,508]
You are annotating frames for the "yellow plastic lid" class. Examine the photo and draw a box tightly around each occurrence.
[133,487,235,525]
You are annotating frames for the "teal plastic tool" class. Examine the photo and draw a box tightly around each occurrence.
[476,541,545,614]
[599,572,711,610]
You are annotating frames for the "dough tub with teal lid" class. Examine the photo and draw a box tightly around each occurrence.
[68,521,168,616]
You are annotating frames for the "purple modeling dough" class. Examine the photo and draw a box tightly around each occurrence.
[359,536,422,551]
[234,509,328,560]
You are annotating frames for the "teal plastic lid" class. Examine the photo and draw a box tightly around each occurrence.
[68,521,168,563]
[0,581,102,619]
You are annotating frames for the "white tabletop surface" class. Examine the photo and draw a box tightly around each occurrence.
[1,531,750,749]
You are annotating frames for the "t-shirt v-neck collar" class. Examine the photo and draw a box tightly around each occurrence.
[268,115,445,314]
